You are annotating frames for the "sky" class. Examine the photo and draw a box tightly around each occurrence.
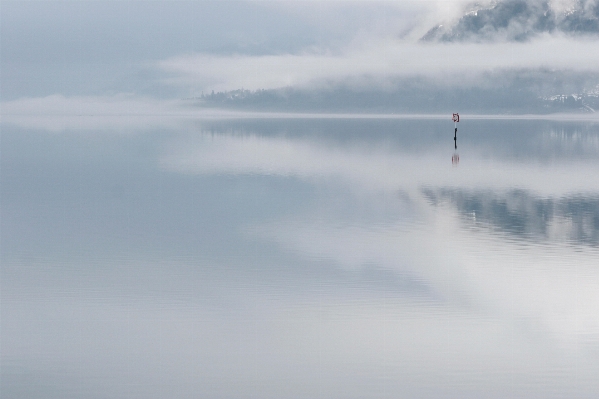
[2,0,599,114]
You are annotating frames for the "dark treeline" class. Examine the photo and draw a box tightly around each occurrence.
[190,84,599,114]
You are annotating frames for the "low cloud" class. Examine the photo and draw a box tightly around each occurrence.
[0,94,256,132]
[158,35,599,92]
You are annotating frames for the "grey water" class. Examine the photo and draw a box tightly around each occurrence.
[2,117,599,399]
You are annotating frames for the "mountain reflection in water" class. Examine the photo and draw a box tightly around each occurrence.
[423,188,599,246]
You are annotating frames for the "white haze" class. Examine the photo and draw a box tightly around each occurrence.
[0,94,246,132]
[158,35,599,92]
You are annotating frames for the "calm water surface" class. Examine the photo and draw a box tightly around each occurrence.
[2,116,599,398]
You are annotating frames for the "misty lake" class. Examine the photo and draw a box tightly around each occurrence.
[2,116,599,399]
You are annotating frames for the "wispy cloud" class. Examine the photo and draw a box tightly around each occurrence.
[158,35,599,92]
[0,94,257,131]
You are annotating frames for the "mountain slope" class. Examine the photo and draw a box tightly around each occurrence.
[422,0,599,42]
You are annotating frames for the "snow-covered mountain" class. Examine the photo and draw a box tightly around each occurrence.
[422,0,599,41]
